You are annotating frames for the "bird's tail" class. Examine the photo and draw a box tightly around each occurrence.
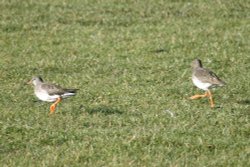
[218,79,226,86]
[62,89,78,97]
[64,89,78,93]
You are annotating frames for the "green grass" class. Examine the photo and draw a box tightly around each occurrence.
[1,0,250,166]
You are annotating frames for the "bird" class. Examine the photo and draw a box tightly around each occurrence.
[190,59,225,108]
[28,76,78,114]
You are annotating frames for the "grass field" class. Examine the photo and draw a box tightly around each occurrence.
[1,0,250,166]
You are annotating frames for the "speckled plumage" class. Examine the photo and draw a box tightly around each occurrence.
[30,76,78,102]
[190,59,226,108]
[192,59,225,90]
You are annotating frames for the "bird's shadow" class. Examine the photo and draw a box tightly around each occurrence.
[237,99,250,105]
[78,105,123,115]
[151,48,169,53]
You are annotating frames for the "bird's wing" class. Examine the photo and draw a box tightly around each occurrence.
[41,83,66,95]
[195,68,224,85]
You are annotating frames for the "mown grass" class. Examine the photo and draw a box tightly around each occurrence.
[0,0,249,166]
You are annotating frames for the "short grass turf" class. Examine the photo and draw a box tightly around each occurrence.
[0,0,250,166]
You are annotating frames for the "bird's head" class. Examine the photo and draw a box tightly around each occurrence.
[27,76,44,86]
[192,59,203,69]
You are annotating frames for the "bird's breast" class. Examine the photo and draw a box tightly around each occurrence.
[192,76,212,90]
[34,90,59,102]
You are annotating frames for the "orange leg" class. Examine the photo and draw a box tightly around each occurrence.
[207,90,215,108]
[190,91,209,100]
[49,97,62,114]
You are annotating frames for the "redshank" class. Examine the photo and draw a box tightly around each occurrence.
[190,59,225,108]
[28,76,78,114]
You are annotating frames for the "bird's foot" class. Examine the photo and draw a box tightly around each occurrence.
[190,94,207,99]
[49,98,62,115]
[49,104,56,114]
[209,98,215,108]
[207,90,215,108]
[210,103,215,108]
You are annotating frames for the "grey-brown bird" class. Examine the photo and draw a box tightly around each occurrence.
[190,59,225,108]
[28,76,78,114]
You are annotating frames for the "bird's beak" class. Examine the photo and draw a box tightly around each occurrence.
[27,80,32,85]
